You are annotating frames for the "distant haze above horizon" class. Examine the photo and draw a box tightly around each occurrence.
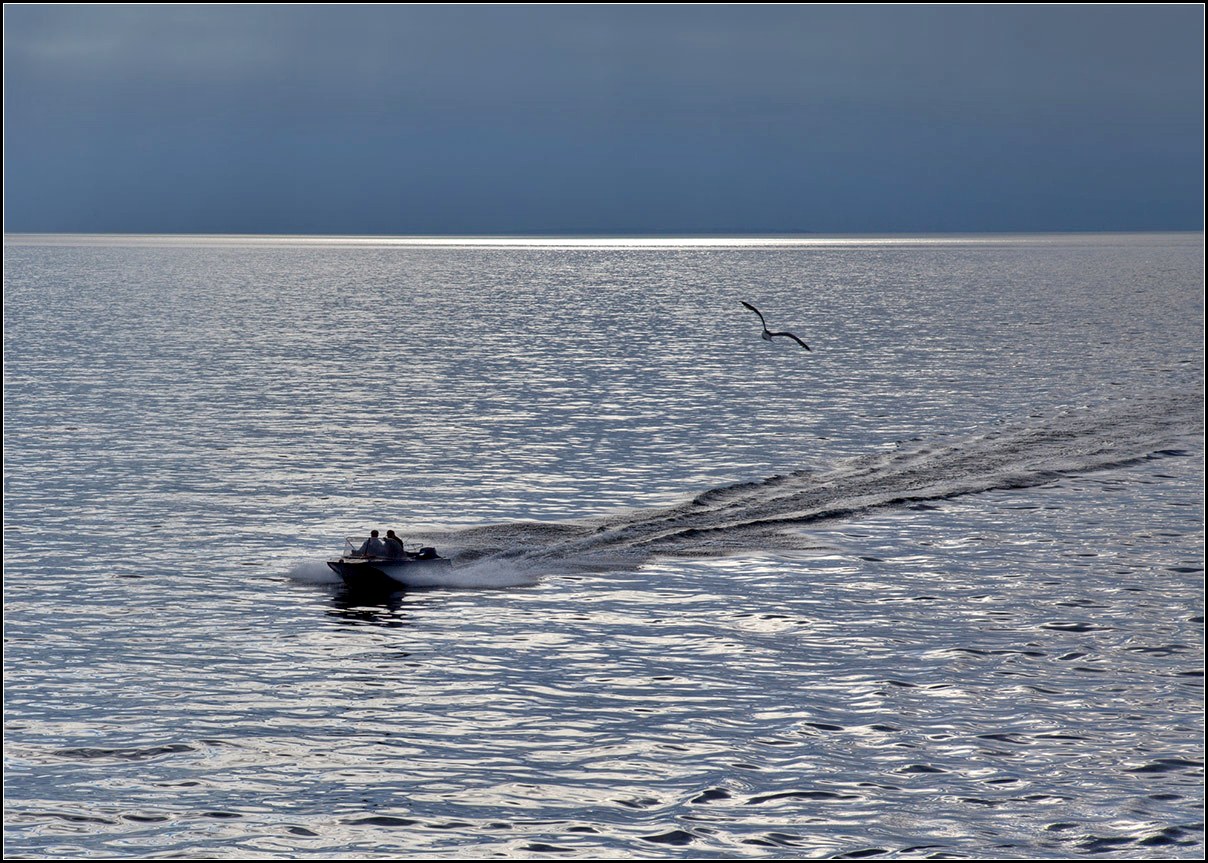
[4,4,1204,235]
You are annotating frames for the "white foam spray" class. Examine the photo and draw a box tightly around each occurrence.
[395,558,541,590]
[284,560,342,585]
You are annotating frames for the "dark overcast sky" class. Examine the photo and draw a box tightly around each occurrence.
[3,4,1204,234]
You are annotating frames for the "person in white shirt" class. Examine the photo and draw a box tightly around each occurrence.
[356,530,387,558]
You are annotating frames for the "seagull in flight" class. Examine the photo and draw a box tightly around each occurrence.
[741,301,811,350]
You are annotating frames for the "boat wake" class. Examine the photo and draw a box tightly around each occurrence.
[428,386,1202,571]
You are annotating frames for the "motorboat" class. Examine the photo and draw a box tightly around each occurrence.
[327,536,451,590]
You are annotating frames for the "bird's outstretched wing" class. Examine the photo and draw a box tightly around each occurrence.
[740,301,767,327]
[768,331,812,351]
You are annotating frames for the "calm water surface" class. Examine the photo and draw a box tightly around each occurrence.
[4,233,1203,858]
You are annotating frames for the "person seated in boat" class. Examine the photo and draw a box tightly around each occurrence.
[384,530,408,559]
[355,530,387,558]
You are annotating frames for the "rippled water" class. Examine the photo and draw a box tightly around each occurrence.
[4,233,1203,859]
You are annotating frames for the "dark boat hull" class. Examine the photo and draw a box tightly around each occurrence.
[327,556,451,591]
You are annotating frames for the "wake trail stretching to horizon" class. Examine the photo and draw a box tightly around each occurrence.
[430,386,1203,570]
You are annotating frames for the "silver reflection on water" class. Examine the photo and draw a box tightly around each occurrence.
[3,233,1203,859]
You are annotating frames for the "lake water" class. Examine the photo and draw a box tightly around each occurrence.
[3,233,1203,859]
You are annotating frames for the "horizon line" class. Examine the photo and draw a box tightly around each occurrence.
[5,229,1203,250]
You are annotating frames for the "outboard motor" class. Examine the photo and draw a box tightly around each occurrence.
[416,546,439,560]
